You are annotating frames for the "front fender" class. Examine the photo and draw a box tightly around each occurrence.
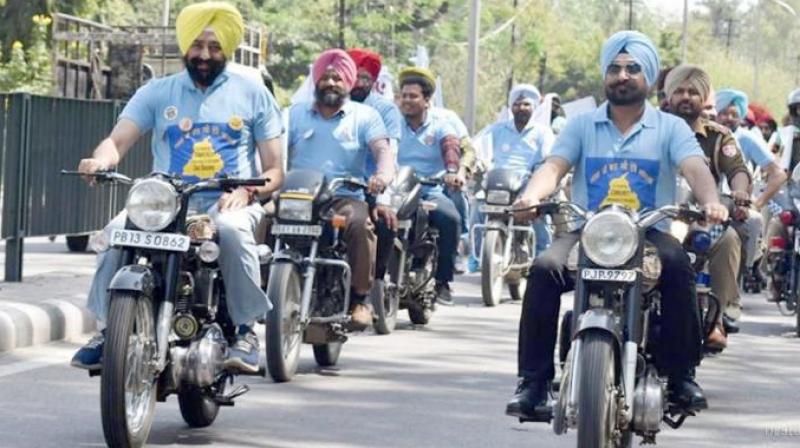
[574,308,621,344]
[108,265,155,297]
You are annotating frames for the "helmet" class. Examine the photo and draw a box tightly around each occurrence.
[787,88,800,107]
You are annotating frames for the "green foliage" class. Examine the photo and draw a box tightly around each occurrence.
[0,15,53,94]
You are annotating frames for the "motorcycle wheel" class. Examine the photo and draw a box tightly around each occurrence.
[313,342,342,367]
[372,280,399,335]
[178,386,219,428]
[101,292,157,448]
[481,230,505,307]
[408,304,432,325]
[265,263,303,383]
[576,331,617,448]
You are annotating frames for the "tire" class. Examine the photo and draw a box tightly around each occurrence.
[576,331,617,448]
[265,263,304,383]
[178,386,219,428]
[100,293,157,448]
[372,281,399,335]
[313,342,342,367]
[508,276,527,301]
[66,235,90,252]
[481,230,505,307]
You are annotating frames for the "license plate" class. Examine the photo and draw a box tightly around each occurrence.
[581,268,637,283]
[480,204,508,214]
[109,229,190,252]
[272,224,322,236]
[396,220,412,230]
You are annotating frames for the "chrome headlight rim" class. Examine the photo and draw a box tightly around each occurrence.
[278,198,314,222]
[125,178,180,232]
[580,209,639,268]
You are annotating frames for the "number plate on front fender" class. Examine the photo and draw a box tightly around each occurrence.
[581,268,637,283]
[272,224,322,236]
[109,229,190,252]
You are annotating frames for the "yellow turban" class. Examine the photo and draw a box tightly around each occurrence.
[398,67,437,91]
[176,2,244,59]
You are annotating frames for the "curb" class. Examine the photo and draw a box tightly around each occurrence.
[0,298,96,353]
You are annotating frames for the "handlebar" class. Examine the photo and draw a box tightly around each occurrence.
[61,169,133,184]
[63,169,269,194]
[328,177,370,193]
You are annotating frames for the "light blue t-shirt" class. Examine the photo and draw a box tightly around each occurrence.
[734,126,773,169]
[430,107,469,139]
[120,69,283,182]
[287,100,387,196]
[363,91,403,175]
[480,120,555,172]
[552,102,703,214]
[398,111,458,194]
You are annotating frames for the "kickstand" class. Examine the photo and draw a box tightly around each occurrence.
[215,384,250,406]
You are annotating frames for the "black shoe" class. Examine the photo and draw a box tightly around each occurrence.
[722,314,740,334]
[435,282,455,306]
[668,375,708,412]
[505,378,551,422]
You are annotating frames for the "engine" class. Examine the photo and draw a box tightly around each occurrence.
[169,324,227,388]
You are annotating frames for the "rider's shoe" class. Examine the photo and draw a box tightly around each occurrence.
[467,255,480,273]
[505,378,551,422]
[224,326,261,374]
[347,300,372,331]
[722,314,740,334]
[70,331,105,370]
[705,325,728,351]
[668,373,708,412]
[435,282,455,306]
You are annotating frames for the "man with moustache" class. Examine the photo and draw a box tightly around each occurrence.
[505,31,727,421]
[286,49,395,328]
[71,2,285,373]
[664,66,752,345]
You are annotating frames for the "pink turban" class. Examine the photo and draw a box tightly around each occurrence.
[312,49,357,91]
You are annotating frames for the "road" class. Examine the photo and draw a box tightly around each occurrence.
[1,273,799,447]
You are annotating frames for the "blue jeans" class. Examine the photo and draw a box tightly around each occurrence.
[445,188,470,235]
[425,191,461,283]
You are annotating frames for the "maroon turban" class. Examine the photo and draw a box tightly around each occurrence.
[347,48,382,81]
[312,49,357,91]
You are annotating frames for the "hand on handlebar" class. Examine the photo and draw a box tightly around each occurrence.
[77,158,110,186]
[511,195,540,221]
[217,187,252,213]
[444,172,465,190]
[702,202,729,225]
[730,190,751,221]
[368,175,387,195]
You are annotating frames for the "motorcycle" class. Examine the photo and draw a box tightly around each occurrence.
[264,169,370,383]
[765,164,800,336]
[373,167,442,332]
[470,168,535,306]
[63,170,266,448]
[525,201,709,447]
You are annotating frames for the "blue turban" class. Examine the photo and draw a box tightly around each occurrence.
[715,89,749,120]
[600,31,661,87]
[508,84,541,107]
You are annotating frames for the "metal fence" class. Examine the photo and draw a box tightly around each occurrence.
[0,93,152,281]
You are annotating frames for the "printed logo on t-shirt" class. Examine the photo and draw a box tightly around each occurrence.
[166,122,242,182]
[586,157,660,212]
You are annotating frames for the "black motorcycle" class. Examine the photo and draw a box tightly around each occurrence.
[264,169,370,382]
[471,167,535,306]
[373,167,442,332]
[524,201,709,447]
[63,170,265,448]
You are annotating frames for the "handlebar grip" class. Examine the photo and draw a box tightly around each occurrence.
[233,178,269,187]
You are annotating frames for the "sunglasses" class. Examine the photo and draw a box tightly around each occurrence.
[606,63,643,76]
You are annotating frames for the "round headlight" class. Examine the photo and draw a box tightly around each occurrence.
[126,178,180,231]
[581,210,638,267]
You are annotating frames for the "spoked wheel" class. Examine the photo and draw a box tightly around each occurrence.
[576,331,618,448]
[101,293,157,448]
[372,280,399,335]
[408,303,432,325]
[178,385,220,428]
[481,230,505,307]
[313,342,342,367]
[265,263,303,382]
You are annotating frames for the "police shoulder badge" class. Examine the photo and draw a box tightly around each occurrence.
[163,106,178,121]
[721,144,738,158]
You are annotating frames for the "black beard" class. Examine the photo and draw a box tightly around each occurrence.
[350,86,370,102]
[184,56,226,87]
[513,112,532,128]
[315,87,346,108]
[674,109,702,124]
[606,82,648,106]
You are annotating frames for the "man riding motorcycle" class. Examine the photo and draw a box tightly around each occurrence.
[473,83,555,256]
[286,49,395,329]
[505,31,728,422]
[71,1,285,373]
[396,67,467,305]
[664,65,752,347]
[716,88,787,293]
